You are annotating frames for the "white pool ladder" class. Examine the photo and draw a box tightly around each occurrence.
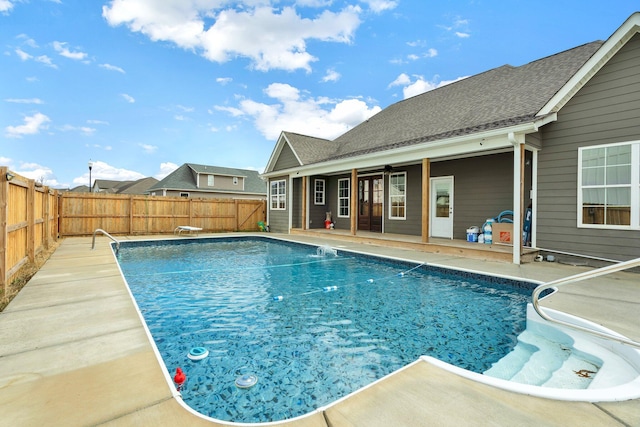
[532,256,640,349]
[91,228,121,254]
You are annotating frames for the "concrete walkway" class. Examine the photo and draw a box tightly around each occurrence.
[0,234,638,426]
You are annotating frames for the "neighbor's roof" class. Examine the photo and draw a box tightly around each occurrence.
[147,163,267,194]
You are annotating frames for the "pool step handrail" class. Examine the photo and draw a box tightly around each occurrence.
[532,256,640,349]
[91,228,121,254]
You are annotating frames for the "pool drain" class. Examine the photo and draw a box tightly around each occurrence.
[235,374,258,388]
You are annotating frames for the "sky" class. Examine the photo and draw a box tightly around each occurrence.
[1,1,637,189]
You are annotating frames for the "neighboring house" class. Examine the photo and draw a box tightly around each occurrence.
[91,177,159,194]
[147,163,267,200]
[262,13,640,264]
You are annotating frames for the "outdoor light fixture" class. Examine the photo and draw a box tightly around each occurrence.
[88,160,93,192]
[5,172,14,181]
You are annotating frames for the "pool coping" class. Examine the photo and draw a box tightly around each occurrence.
[0,233,638,426]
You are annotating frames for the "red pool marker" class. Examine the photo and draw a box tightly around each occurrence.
[174,367,186,389]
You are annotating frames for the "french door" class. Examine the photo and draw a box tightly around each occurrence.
[358,176,383,232]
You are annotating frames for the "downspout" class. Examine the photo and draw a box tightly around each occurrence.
[508,132,524,264]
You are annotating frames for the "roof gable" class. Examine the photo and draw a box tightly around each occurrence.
[539,12,640,115]
[148,163,266,194]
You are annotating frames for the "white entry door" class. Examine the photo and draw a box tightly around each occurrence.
[430,176,454,239]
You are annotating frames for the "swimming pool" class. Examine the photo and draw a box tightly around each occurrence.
[117,237,537,423]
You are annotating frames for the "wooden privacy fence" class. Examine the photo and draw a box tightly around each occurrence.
[59,193,266,236]
[1,168,59,296]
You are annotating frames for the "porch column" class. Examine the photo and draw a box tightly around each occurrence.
[301,176,307,230]
[421,158,430,243]
[350,168,357,235]
[509,133,524,264]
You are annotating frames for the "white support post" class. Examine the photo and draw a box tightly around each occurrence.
[509,133,524,264]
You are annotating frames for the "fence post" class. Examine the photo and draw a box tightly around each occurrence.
[129,195,134,235]
[0,167,8,296]
[43,186,50,249]
[235,199,239,231]
[27,179,35,262]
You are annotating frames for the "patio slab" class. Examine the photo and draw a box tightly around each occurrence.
[0,234,638,426]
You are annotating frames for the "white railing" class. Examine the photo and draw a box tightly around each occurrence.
[91,229,121,254]
[532,257,640,349]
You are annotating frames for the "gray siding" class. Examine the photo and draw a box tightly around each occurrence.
[329,175,352,230]
[537,33,640,261]
[273,144,301,171]
[431,153,527,240]
[308,176,330,229]
[267,176,290,233]
[292,178,302,228]
[384,165,422,236]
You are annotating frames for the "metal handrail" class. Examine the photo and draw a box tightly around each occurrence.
[532,256,640,349]
[91,228,121,254]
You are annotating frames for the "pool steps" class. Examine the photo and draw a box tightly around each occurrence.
[484,329,599,388]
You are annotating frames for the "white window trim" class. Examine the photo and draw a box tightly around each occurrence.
[577,141,639,230]
[270,179,286,210]
[388,171,407,220]
[337,178,350,218]
[314,179,325,205]
[207,175,214,187]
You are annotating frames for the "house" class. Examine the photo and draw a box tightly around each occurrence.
[262,13,640,264]
[91,177,159,194]
[147,163,267,200]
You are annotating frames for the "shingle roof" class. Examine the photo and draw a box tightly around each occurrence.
[282,132,338,165]
[147,163,266,194]
[305,41,603,163]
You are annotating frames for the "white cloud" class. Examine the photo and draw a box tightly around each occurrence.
[5,98,44,104]
[155,162,178,180]
[13,162,63,187]
[100,63,125,73]
[0,156,12,165]
[15,48,31,60]
[5,112,51,138]
[455,32,470,38]
[35,55,57,68]
[0,0,14,13]
[388,73,411,88]
[121,93,135,103]
[216,77,232,85]
[102,2,362,72]
[219,82,381,140]
[361,0,398,13]
[59,124,96,136]
[73,160,145,185]
[389,74,469,99]
[52,41,88,60]
[139,143,157,153]
[16,34,38,48]
[87,119,109,125]
[321,68,341,82]
[177,104,194,112]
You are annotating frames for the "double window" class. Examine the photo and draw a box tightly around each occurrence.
[578,141,639,228]
[388,172,406,219]
[314,179,325,205]
[270,180,286,210]
[338,178,350,217]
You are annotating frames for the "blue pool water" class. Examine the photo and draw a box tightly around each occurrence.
[117,237,534,423]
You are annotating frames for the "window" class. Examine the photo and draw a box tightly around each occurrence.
[314,179,325,205]
[233,177,238,185]
[270,180,286,210]
[180,192,190,198]
[338,178,350,217]
[207,175,214,187]
[579,141,639,228]
[389,172,406,219]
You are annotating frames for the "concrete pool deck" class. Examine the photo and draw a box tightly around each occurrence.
[0,233,638,426]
